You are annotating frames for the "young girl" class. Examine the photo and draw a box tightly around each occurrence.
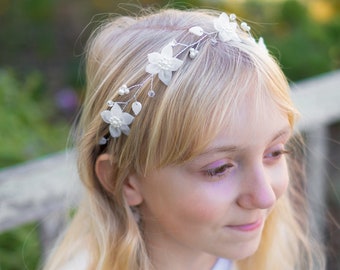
[44,8,325,270]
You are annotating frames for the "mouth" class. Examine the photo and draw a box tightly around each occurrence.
[226,219,263,232]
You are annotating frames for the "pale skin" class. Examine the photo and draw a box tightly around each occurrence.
[96,93,292,270]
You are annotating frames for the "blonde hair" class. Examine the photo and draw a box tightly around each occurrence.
[44,9,325,270]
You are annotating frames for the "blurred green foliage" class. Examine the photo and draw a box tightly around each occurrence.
[268,0,340,80]
[0,223,40,270]
[0,69,69,167]
[0,69,68,269]
[1,0,339,87]
[211,0,340,80]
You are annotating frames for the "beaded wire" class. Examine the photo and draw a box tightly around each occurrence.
[99,12,267,143]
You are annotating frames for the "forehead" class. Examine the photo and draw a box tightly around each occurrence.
[206,92,290,151]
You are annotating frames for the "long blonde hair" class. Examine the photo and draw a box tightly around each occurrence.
[44,9,324,270]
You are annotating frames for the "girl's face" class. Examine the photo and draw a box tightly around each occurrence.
[136,95,291,267]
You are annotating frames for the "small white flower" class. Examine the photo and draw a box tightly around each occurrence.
[214,12,241,42]
[100,103,134,138]
[145,44,184,85]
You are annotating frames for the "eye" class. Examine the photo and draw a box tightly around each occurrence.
[205,163,234,177]
[264,148,290,160]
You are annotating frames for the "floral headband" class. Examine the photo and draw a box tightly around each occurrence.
[99,12,268,144]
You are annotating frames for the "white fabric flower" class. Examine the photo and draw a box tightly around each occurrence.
[145,44,183,85]
[213,13,240,42]
[100,103,134,138]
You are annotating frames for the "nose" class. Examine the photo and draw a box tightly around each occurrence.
[236,163,277,210]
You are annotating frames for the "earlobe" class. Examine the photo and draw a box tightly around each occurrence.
[123,174,143,206]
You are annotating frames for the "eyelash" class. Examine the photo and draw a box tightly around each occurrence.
[205,163,233,177]
[202,147,289,178]
[265,149,290,160]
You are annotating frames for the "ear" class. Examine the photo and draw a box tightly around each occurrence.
[95,153,115,193]
[123,174,143,206]
[95,153,143,206]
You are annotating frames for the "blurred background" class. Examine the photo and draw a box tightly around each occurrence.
[0,0,339,269]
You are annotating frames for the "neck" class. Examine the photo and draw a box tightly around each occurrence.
[144,228,217,270]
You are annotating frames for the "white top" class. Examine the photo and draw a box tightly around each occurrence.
[212,257,232,270]
[60,251,232,270]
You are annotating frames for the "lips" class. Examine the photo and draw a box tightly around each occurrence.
[226,219,263,232]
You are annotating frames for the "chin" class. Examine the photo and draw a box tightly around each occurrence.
[223,239,262,261]
[231,249,258,260]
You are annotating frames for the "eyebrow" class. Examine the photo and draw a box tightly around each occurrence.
[198,126,292,157]
[268,126,292,145]
[200,146,240,157]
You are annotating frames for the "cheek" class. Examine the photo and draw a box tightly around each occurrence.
[172,182,235,223]
[141,184,219,226]
[179,195,217,222]
[272,160,290,199]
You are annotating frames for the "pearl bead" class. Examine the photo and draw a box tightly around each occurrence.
[230,14,236,21]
